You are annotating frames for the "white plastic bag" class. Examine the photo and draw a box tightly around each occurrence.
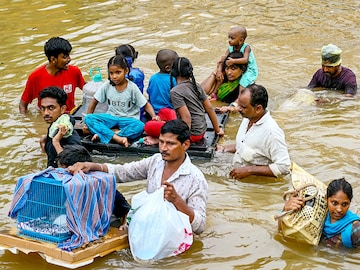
[128,187,193,261]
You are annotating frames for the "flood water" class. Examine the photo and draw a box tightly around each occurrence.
[0,0,359,269]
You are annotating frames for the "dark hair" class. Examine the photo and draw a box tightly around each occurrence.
[44,37,72,61]
[170,57,201,99]
[115,44,138,62]
[223,51,248,74]
[56,145,92,167]
[156,49,178,72]
[39,86,68,106]
[327,178,353,201]
[242,83,268,109]
[107,55,130,86]
[160,119,190,143]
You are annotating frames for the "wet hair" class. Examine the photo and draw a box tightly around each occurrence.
[107,55,130,86]
[160,119,190,143]
[327,178,353,201]
[156,49,179,73]
[241,83,268,109]
[44,37,72,61]
[170,57,201,99]
[56,145,92,167]
[39,86,68,106]
[115,44,138,62]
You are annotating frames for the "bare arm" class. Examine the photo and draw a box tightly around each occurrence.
[230,165,275,180]
[40,134,46,152]
[278,194,305,230]
[143,102,157,119]
[86,98,98,114]
[68,161,108,174]
[216,143,236,153]
[226,45,251,65]
[19,100,29,114]
[51,125,69,155]
[201,72,224,95]
[216,50,229,81]
[203,98,223,135]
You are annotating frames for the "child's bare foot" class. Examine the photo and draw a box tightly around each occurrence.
[119,216,127,231]
[91,134,99,141]
[113,135,129,147]
[143,135,159,145]
[119,224,127,231]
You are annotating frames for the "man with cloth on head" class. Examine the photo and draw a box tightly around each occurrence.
[308,44,357,97]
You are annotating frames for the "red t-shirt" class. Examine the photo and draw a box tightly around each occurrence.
[21,64,85,112]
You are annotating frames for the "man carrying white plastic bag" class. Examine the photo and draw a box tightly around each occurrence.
[128,186,193,260]
[68,119,209,260]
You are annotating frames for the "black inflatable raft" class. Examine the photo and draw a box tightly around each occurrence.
[71,105,229,159]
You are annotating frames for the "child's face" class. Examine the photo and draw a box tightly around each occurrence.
[108,65,128,85]
[228,30,244,47]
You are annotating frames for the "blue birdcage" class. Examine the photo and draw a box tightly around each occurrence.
[16,176,71,243]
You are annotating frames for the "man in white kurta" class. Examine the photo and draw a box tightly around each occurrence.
[233,110,290,177]
[218,84,290,180]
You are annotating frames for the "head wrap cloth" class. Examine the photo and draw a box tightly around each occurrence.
[321,44,342,67]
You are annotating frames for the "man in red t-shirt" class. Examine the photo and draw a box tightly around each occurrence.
[19,37,85,114]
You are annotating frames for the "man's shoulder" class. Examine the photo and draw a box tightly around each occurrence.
[171,81,188,93]
[130,67,145,77]
[261,112,284,131]
[183,155,206,176]
[150,72,170,80]
[341,66,356,76]
[67,65,81,71]
[148,73,171,89]
[28,64,47,78]
[312,68,324,76]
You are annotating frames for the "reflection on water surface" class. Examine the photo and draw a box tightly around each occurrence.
[0,0,359,269]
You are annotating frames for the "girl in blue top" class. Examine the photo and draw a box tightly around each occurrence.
[115,44,145,93]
